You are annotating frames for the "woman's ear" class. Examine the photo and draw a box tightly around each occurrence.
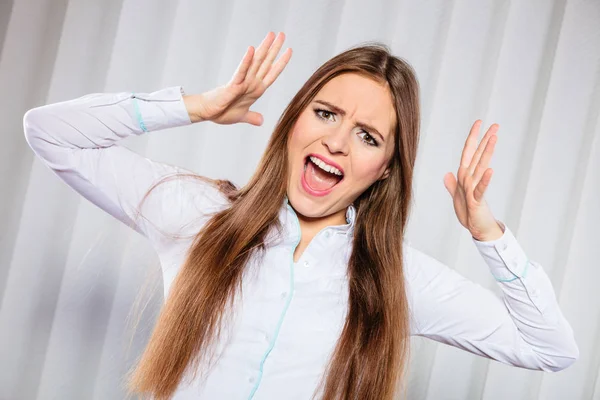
[379,167,391,181]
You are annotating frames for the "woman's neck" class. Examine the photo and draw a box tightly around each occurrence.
[292,207,347,262]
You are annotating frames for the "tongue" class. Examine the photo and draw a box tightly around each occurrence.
[305,160,341,191]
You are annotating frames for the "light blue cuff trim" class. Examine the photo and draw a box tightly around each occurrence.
[492,259,530,282]
[494,274,518,282]
[131,93,148,132]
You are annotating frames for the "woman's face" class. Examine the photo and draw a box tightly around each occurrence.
[286,72,397,221]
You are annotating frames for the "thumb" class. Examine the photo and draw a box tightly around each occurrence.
[242,111,263,126]
[443,172,457,197]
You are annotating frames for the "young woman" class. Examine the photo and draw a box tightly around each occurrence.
[23,32,578,400]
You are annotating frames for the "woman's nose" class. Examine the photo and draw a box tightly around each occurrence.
[321,128,349,155]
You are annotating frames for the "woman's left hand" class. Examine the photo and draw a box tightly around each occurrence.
[443,120,505,242]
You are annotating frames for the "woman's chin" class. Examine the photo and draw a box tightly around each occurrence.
[287,193,344,223]
[287,195,314,216]
[287,193,319,217]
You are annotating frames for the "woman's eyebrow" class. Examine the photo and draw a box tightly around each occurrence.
[314,99,385,142]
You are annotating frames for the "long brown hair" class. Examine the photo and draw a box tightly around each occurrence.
[126,41,421,400]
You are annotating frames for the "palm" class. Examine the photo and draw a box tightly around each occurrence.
[443,120,500,239]
[199,32,292,126]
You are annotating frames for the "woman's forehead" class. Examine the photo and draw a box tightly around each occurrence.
[315,73,396,138]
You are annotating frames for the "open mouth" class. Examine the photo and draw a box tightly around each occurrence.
[301,155,344,196]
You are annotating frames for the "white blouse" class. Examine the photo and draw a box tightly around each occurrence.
[22,85,579,400]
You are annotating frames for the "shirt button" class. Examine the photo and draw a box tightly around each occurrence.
[531,288,539,297]
[264,333,270,342]
[303,261,310,268]
[324,230,331,238]
[280,291,287,299]
[249,376,255,383]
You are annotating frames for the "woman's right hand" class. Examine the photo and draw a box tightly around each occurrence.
[184,31,292,125]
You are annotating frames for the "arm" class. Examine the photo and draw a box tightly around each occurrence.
[23,86,228,253]
[23,33,292,253]
[404,220,579,372]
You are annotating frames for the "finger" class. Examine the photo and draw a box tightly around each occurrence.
[473,168,493,202]
[469,123,499,176]
[443,172,457,197]
[230,46,255,85]
[256,32,286,80]
[241,110,264,126]
[263,48,293,87]
[459,120,482,170]
[247,32,276,81]
[472,133,498,183]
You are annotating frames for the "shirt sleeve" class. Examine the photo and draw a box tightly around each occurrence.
[23,86,228,253]
[404,220,579,372]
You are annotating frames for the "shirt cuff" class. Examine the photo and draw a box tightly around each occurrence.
[472,220,530,282]
[131,85,192,132]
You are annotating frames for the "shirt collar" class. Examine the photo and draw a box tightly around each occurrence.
[345,203,356,227]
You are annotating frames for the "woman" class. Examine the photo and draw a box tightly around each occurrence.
[23,32,578,400]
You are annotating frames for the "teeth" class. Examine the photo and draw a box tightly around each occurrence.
[309,156,343,176]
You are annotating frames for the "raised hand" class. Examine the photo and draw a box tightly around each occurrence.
[443,120,505,242]
[184,31,292,125]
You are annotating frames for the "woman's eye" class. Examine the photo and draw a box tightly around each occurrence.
[358,131,378,147]
[315,108,335,122]
[314,108,378,147]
